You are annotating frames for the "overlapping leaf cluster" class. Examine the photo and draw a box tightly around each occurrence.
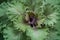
[0,0,60,40]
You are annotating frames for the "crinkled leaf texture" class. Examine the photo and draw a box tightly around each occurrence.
[0,0,60,40]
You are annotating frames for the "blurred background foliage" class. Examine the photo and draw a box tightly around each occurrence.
[0,0,60,40]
